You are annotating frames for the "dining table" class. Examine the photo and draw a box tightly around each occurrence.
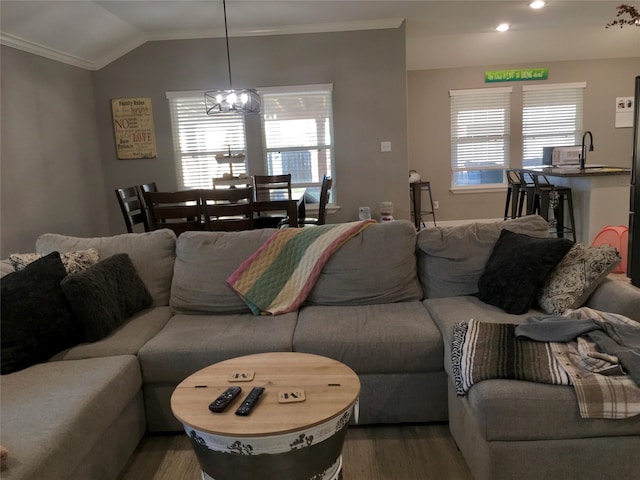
[254,187,307,228]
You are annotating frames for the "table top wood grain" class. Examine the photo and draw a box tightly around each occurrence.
[171,352,360,437]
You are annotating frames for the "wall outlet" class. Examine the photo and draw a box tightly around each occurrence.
[433,200,439,209]
[380,141,391,152]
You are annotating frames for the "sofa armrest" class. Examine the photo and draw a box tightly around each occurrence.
[584,277,640,323]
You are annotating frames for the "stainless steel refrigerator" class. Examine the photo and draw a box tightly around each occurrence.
[629,75,640,287]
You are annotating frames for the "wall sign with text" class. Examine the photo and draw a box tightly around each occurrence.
[485,68,548,83]
[111,97,157,159]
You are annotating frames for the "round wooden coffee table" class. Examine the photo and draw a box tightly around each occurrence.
[171,352,360,480]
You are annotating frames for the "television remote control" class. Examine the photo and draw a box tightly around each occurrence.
[235,387,265,416]
[209,386,242,413]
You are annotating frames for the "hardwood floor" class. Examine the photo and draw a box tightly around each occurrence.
[118,423,473,480]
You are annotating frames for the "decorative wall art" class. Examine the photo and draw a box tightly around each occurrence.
[615,96,635,128]
[111,97,157,159]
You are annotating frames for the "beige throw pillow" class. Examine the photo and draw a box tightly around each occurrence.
[537,243,621,315]
[9,248,100,274]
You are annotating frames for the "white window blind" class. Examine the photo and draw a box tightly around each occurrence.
[166,90,247,189]
[450,87,511,188]
[260,84,334,193]
[522,82,585,167]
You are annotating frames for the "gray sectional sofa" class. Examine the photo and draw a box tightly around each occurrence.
[1,216,639,480]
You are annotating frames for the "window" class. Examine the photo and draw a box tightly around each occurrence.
[260,84,334,199]
[166,91,247,189]
[450,87,512,189]
[522,83,585,167]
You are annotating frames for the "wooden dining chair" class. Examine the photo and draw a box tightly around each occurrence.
[201,187,255,231]
[253,174,292,228]
[281,174,332,227]
[142,190,204,235]
[115,186,150,233]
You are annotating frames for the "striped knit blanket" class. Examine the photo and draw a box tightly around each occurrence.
[227,220,375,315]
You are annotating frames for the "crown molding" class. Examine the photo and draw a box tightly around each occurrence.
[2,18,404,71]
[1,32,96,70]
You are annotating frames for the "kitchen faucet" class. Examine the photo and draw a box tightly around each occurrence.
[580,131,594,170]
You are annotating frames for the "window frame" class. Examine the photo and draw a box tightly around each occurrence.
[522,82,586,167]
[166,90,248,190]
[449,87,512,191]
[258,84,336,203]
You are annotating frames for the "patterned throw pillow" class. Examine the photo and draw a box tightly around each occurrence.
[537,243,621,315]
[9,248,99,274]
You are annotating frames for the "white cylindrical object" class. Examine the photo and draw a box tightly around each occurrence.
[379,202,393,215]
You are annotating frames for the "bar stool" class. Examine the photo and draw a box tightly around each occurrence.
[530,173,576,242]
[516,171,542,217]
[410,181,437,230]
[504,170,522,219]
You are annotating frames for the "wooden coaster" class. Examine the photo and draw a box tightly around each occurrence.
[278,389,306,403]
[228,371,255,382]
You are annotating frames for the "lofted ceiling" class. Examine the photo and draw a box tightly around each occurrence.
[0,0,638,71]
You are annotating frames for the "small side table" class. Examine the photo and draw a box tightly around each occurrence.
[171,352,360,480]
[410,181,437,231]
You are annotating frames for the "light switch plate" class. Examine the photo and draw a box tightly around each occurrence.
[380,141,391,152]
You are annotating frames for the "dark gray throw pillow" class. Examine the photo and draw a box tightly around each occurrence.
[477,229,573,314]
[1,252,81,374]
[60,253,152,342]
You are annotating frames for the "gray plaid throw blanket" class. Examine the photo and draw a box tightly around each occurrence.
[452,309,640,419]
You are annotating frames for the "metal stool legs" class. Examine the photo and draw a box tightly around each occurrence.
[530,173,576,242]
[410,181,437,231]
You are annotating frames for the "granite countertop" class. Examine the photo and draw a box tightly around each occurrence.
[520,166,631,177]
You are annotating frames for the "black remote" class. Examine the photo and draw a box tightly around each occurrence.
[209,386,242,413]
[235,387,265,416]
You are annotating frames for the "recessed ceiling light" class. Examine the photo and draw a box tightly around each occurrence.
[529,1,546,9]
[496,23,510,32]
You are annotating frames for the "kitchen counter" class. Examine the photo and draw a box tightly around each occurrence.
[521,166,631,177]
[520,166,631,245]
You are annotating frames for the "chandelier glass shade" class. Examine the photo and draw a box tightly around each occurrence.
[205,0,260,115]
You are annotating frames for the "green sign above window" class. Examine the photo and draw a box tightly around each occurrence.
[485,68,548,83]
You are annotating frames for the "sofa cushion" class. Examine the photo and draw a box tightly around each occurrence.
[460,378,640,442]
[138,312,297,383]
[1,252,82,374]
[417,215,549,299]
[294,302,442,374]
[585,278,640,323]
[477,230,573,314]
[537,243,621,315]
[36,229,176,306]
[61,254,153,342]
[426,295,640,441]
[0,355,142,480]
[9,248,100,273]
[305,220,423,305]
[50,306,173,361]
[171,230,276,314]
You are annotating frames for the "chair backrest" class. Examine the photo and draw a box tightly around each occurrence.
[529,173,553,192]
[115,186,149,233]
[142,190,204,235]
[201,187,255,231]
[253,174,292,201]
[316,174,333,225]
[505,169,520,187]
[138,182,158,226]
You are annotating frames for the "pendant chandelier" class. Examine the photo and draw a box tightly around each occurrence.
[205,0,260,115]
